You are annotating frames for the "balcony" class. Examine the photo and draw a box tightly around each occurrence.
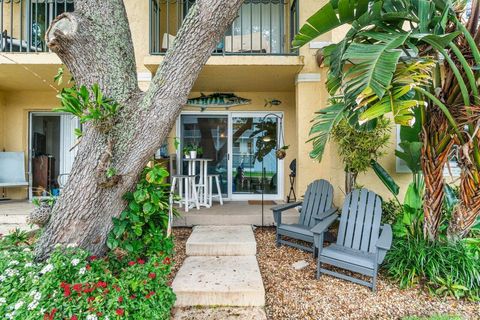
[149,0,299,56]
[0,0,74,53]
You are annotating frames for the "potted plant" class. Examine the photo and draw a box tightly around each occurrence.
[197,146,204,158]
[189,143,197,159]
[183,145,191,159]
[276,145,289,160]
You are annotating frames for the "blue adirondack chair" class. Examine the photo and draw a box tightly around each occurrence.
[271,179,335,254]
[312,188,392,292]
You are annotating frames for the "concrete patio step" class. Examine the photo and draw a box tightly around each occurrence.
[0,214,28,224]
[186,225,256,256]
[172,256,265,307]
[172,307,267,320]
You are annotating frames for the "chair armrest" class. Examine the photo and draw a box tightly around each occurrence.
[311,214,337,235]
[376,224,393,250]
[312,207,338,221]
[271,201,302,213]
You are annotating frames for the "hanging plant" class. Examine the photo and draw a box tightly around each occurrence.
[276,145,289,160]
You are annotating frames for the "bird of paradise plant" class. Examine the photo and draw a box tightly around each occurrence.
[296,0,480,241]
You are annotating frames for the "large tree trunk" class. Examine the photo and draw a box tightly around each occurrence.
[35,0,243,261]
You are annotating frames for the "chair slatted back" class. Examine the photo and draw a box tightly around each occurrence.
[298,179,334,228]
[336,189,382,253]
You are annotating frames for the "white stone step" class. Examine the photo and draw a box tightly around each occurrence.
[0,224,35,236]
[172,256,265,307]
[186,225,256,256]
[172,307,267,320]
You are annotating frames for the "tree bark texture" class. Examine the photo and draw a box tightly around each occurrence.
[35,0,244,260]
[421,111,454,242]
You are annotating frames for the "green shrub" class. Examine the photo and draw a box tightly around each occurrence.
[384,237,480,300]
[107,164,175,258]
[382,199,402,225]
[0,239,175,319]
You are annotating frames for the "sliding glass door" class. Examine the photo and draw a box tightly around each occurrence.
[179,112,283,200]
[180,114,229,195]
[231,114,279,197]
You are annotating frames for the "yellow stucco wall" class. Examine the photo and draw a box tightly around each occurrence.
[2,91,59,199]
[0,0,413,205]
[0,91,5,150]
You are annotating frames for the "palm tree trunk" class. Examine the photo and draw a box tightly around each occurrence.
[421,111,454,242]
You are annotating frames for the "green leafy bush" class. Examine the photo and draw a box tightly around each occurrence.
[107,165,175,258]
[382,199,403,225]
[0,236,175,319]
[384,237,480,300]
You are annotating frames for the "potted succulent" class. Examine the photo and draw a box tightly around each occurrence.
[276,145,289,160]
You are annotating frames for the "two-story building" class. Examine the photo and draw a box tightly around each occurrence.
[0,0,412,212]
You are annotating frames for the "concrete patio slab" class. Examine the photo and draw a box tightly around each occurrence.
[172,307,267,320]
[186,225,256,256]
[172,256,265,307]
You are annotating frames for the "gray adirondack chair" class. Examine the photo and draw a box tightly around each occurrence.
[312,188,392,292]
[271,179,335,254]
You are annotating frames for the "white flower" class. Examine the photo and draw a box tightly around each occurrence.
[25,262,33,268]
[0,275,6,282]
[29,290,38,297]
[14,300,24,310]
[39,264,53,275]
[86,315,98,320]
[79,267,86,275]
[5,269,19,277]
[66,243,77,248]
[27,300,39,311]
[71,258,80,266]
[34,292,41,301]
[8,260,19,266]
[0,297,6,305]
[5,312,14,319]
[23,248,31,252]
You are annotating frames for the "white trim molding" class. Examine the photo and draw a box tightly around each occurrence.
[295,73,321,84]
[309,41,333,49]
[138,72,153,82]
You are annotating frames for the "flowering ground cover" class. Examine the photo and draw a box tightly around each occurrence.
[0,234,175,319]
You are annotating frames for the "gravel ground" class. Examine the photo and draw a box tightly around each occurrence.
[169,227,479,320]
[255,227,480,320]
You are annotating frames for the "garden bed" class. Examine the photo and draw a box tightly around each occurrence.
[254,227,479,320]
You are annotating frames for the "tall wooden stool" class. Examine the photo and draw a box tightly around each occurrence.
[207,174,223,207]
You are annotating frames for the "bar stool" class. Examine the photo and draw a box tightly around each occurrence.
[170,174,200,212]
[207,174,223,207]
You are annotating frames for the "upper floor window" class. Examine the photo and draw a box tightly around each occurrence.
[1,0,74,53]
[150,0,298,55]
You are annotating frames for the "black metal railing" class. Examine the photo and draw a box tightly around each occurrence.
[149,0,299,55]
[0,0,74,53]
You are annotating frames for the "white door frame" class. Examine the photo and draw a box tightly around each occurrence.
[176,110,284,201]
[28,111,78,200]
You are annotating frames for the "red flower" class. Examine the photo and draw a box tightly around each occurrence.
[87,296,95,302]
[88,255,98,261]
[116,309,125,316]
[71,316,78,320]
[148,272,156,279]
[96,312,103,316]
[113,284,121,292]
[129,294,136,300]
[137,258,145,265]
[86,264,91,271]
[118,296,124,303]
[72,283,82,292]
[96,281,107,288]
[128,261,136,266]
[43,308,57,320]
[60,282,71,297]
[163,257,171,265]
[145,291,155,299]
